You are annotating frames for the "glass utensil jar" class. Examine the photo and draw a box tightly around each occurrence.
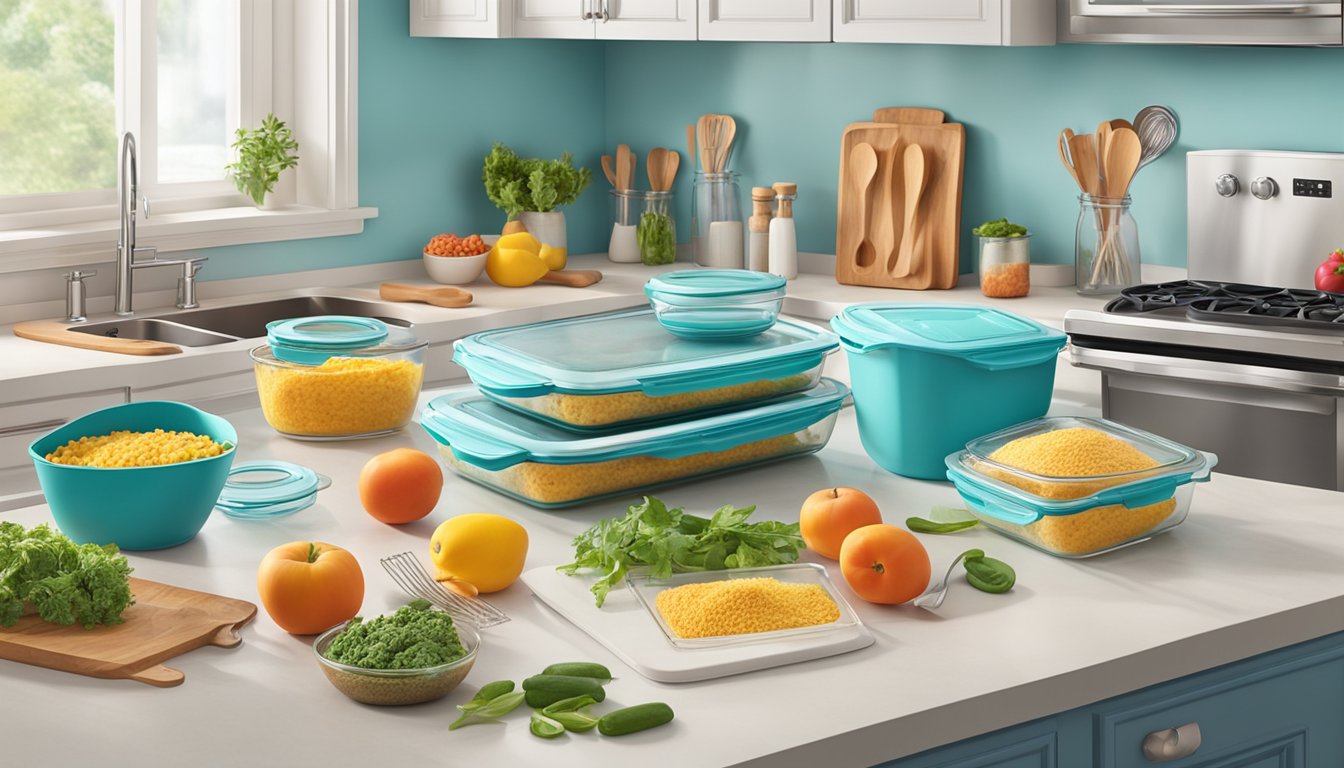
[979,234,1031,298]
[608,190,641,263]
[637,191,677,265]
[692,171,745,269]
[1076,195,1140,295]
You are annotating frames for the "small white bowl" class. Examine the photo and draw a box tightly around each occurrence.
[423,251,487,285]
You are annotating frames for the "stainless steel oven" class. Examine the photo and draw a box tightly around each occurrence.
[1061,0,1343,45]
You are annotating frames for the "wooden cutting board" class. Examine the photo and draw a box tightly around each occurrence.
[835,117,965,291]
[0,578,257,687]
[13,320,182,355]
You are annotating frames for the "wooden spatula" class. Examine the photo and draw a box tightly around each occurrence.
[538,270,603,288]
[601,155,617,187]
[379,282,473,308]
[616,144,634,191]
[891,143,927,278]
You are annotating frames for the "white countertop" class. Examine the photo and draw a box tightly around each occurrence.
[3,277,1344,766]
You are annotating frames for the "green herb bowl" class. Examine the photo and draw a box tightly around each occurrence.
[313,620,480,706]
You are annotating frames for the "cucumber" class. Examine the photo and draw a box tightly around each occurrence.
[541,662,613,681]
[522,674,607,709]
[597,702,675,736]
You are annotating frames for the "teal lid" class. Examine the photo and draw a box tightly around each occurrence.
[831,304,1065,360]
[421,378,849,471]
[453,308,838,398]
[645,269,786,299]
[266,316,389,365]
[215,460,331,520]
[655,307,778,339]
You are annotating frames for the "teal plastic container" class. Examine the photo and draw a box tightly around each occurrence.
[29,401,238,550]
[831,304,1066,479]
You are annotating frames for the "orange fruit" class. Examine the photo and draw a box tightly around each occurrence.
[799,487,883,560]
[358,448,443,525]
[839,524,930,605]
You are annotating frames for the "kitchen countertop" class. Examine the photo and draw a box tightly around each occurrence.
[3,303,1344,766]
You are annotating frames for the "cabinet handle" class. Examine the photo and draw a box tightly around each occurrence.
[600,0,609,22]
[1143,722,1201,762]
[0,418,66,438]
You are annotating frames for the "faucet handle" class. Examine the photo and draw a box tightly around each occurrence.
[140,196,150,219]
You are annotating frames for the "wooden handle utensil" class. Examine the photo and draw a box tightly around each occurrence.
[379,282,473,308]
[538,269,602,288]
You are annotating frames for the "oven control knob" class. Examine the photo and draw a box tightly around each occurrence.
[1215,174,1240,197]
[1251,176,1279,200]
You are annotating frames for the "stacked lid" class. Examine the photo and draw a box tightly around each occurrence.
[215,460,331,519]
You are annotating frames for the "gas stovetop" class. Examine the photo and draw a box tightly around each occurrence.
[1105,280,1344,331]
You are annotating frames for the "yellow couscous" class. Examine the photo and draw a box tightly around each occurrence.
[504,372,816,428]
[977,426,1175,555]
[254,356,423,437]
[45,429,228,468]
[655,577,840,639]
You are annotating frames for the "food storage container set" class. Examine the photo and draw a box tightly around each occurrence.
[644,269,786,340]
[423,307,847,508]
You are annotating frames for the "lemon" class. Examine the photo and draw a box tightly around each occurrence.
[429,513,529,593]
[486,246,549,287]
[539,243,567,271]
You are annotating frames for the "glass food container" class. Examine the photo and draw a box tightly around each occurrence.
[1076,194,1140,295]
[452,307,838,431]
[637,190,677,266]
[420,379,849,509]
[978,234,1031,298]
[944,416,1217,558]
[251,316,427,440]
[644,269,787,340]
[691,171,745,269]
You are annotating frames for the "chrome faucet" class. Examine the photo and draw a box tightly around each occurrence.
[114,132,207,316]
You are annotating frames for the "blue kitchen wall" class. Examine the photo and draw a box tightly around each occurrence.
[604,41,1344,271]
[202,4,607,280]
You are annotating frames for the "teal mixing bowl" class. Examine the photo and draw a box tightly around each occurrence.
[29,401,238,550]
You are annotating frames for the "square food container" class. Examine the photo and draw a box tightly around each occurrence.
[420,379,849,508]
[831,303,1066,480]
[452,308,838,430]
[944,416,1217,557]
[626,563,863,649]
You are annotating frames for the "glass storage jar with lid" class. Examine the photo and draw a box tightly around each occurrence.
[691,171,745,269]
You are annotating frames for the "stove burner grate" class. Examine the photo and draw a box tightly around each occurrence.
[1104,280,1344,331]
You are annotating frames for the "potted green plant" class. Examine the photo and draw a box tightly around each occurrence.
[971,218,1031,298]
[225,114,300,209]
[482,143,591,250]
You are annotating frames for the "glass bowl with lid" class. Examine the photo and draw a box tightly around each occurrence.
[251,315,428,440]
[645,269,787,340]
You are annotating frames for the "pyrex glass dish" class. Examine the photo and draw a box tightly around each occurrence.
[452,308,837,430]
[645,269,787,340]
[313,618,479,706]
[420,379,849,509]
[626,563,863,649]
[945,416,1216,558]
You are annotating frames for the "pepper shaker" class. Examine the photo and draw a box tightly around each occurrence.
[748,187,774,273]
[768,183,798,280]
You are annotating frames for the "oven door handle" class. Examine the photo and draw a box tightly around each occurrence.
[1144,4,1314,14]
[1069,344,1344,398]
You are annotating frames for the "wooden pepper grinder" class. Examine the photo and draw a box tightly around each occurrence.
[768,183,798,280]
[748,187,774,272]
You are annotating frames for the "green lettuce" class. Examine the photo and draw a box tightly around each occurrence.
[0,521,134,629]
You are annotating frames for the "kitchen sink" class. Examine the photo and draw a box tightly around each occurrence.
[165,296,415,339]
[72,319,240,347]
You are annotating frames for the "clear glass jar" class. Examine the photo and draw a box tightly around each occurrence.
[691,171,744,269]
[979,234,1031,298]
[637,190,677,265]
[1076,195,1140,295]
[608,189,641,263]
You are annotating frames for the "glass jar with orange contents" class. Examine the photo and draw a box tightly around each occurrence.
[974,219,1031,299]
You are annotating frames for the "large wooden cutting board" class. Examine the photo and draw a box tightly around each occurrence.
[835,118,965,290]
[0,578,257,687]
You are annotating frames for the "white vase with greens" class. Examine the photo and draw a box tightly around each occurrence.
[226,114,300,209]
[482,143,591,251]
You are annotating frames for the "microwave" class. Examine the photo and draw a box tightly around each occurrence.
[1060,0,1343,44]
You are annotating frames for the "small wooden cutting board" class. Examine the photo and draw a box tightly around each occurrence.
[0,578,257,687]
[13,320,182,355]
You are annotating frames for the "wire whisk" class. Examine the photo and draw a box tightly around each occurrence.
[380,552,510,628]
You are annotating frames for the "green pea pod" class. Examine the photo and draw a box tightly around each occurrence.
[462,680,516,711]
[549,711,599,733]
[530,712,566,739]
[906,517,980,534]
[541,695,599,716]
[963,554,1016,594]
[449,691,525,731]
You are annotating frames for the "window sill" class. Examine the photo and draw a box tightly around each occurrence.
[0,205,379,275]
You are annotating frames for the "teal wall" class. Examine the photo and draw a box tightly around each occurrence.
[604,41,1344,271]
[205,8,1344,280]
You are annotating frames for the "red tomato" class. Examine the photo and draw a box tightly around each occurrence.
[1316,252,1344,294]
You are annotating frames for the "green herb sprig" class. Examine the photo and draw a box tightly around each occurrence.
[971,218,1028,238]
[482,143,592,219]
[225,114,299,206]
[636,211,676,265]
[0,521,134,629]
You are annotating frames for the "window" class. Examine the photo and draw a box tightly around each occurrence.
[0,1,373,273]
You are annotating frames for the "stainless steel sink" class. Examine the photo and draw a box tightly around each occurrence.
[165,296,414,339]
[72,318,240,347]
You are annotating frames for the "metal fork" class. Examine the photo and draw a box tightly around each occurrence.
[380,552,510,628]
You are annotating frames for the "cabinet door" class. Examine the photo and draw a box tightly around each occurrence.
[513,0,596,38]
[597,0,695,40]
[699,0,830,42]
[409,0,510,38]
[833,0,1053,45]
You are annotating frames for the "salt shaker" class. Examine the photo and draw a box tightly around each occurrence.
[767,183,798,280]
[747,187,773,273]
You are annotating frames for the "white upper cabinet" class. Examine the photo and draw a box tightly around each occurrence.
[699,0,830,42]
[409,0,511,38]
[512,0,695,39]
[833,0,1055,45]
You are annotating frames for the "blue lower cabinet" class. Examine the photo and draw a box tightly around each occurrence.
[872,719,1066,768]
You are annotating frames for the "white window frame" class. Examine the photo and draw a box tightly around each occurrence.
[0,0,376,275]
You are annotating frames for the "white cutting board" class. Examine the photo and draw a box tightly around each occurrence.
[520,566,875,683]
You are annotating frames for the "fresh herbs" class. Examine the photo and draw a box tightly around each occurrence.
[482,143,592,219]
[906,518,980,534]
[0,522,134,629]
[558,496,805,608]
[636,211,676,265]
[224,113,300,206]
[323,600,466,670]
[971,218,1028,238]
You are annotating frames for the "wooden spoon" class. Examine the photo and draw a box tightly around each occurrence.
[1068,133,1102,197]
[647,148,668,191]
[849,142,880,269]
[1104,127,1142,199]
[686,125,697,173]
[718,115,738,172]
[379,282,472,308]
[1058,128,1083,190]
[696,115,715,175]
[891,143,927,278]
[873,142,900,272]
[1096,120,1115,179]
[615,144,634,191]
[600,155,617,187]
[663,150,680,190]
[538,269,603,288]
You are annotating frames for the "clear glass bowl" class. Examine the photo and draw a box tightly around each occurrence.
[647,293,784,340]
[626,563,863,649]
[313,619,479,706]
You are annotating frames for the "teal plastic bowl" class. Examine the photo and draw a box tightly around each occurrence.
[29,401,238,550]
